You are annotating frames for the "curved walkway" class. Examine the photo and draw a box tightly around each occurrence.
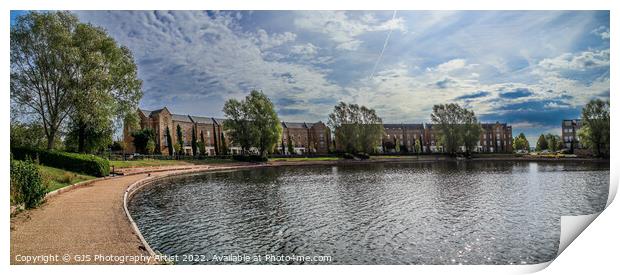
[10,163,257,265]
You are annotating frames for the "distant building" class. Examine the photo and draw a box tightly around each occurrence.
[124,107,330,155]
[380,122,513,153]
[562,119,583,150]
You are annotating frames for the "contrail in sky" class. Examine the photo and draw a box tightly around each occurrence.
[368,10,397,81]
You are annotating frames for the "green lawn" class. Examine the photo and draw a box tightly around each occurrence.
[268,157,340,162]
[110,158,235,169]
[38,165,95,192]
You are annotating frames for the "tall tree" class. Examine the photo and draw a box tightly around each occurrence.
[328,102,384,154]
[245,90,282,157]
[536,134,548,151]
[579,99,610,157]
[430,103,481,155]
[166,126,173,156]
[222,98,254,154]
[220,132,228,155]
[11,12,79,149]
[131,128,154,154]
[513,132,530,151]
[11,11,142,151]
[176,124,184,155]
[191,127,197,156]
[414,138,421,155]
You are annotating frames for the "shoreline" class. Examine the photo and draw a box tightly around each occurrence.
[10,156,609,265]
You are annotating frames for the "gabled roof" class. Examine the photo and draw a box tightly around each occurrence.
[171,114,193,123]
[189,115,214,124]
[139,107,167,118]
[283,122,308,129]
[212,118,226,125]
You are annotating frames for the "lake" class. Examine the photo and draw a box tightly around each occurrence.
[128,161,609,265]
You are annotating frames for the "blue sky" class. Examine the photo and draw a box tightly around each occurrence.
[11,11,610,143]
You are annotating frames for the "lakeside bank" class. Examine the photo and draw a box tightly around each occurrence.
[10,156,608,264]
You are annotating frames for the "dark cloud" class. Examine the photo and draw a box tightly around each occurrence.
[435,78,457,89]
[498,88,533,99]
[455,90,490,100]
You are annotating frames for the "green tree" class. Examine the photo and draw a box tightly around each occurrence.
[287,136,294,155]
[146,139,155,155]
[513,133,530,151]
[430,103,481,155]
[220,132,228,155]
[222,98,254,154]
[197,141,206,156]
[131,128,155,154]
[176,124,184,155]
[580,99,610,157]
[11,11,142,151]
[191,127,197,156]
[414,139,421,155]
[11,12,79,149]
[223,90,282,157]
[10,121,48,149]
[545,133,561,152]
[536,134,548,151]
[244,90,282,157]
[166,126,173,156]
[328,102,384,154]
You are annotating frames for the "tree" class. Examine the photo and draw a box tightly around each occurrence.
[545,133,561,152]
[580,99,610,157]
[166,126,173,156]
[287,136,294,155]
[328,102,384,154]
[197,141,206,156]
[191,127,197,156]
[430,103,481,155]
[176,124,184,155]
[131,128,155,154]
[212,125,219,155]
[220,132,228,155]
[223,90,282,157]
[146,139,155,155]
[11,11,142,151]
[11,12,79,149]
[222,98,254,154]
[10,121,48,149]
[244,90,282,157]
[414,139,421,155]
[513,133,530,151]
[536,134,548,151]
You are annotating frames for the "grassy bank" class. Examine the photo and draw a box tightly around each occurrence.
[269,156,340,162]
[110,158,235,169]
[38,165,95,192]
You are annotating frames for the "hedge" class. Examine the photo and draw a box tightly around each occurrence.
[232,154,268,163]
[11,147,110,177]
[10,158,47,208]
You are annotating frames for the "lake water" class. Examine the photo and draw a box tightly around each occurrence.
[128,161,609,265]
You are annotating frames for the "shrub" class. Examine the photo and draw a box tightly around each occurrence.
[355,152,370,160]
[11,147,110,177]
[232,154,268,162]
[343,153,355,159]
[11,159,47,208]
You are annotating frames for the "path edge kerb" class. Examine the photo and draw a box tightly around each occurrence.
[122,165,264,262]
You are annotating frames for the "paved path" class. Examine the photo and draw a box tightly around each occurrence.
[10,162,266,265]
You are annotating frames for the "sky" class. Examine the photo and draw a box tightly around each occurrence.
[11,11,610,143]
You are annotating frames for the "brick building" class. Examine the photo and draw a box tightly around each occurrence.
[380,122,513,153]
[124,107,330,155]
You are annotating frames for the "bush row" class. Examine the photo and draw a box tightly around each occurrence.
[232,154,268,163]
[11,147,110,177]
[10,158,46,209]
[342,152,370,160]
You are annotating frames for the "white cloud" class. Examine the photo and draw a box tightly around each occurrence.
[591,26,610,40]
[537,49,610,71]
[252,29,297,50]
[290,43,319,57]
[294,11,406,51]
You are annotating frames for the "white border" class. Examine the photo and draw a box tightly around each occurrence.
[3,1,618,275]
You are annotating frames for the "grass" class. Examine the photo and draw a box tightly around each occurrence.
[268,156,340,162]
[110,158,235,169]
[38,165,95,192]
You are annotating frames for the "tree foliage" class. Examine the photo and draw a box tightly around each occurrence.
[10,11,142,151]
[176,124,184,155]
[223,90,282,156]
[131,128,155,154]
[328,102,384,154]
[430,103,482,155]
[536,134,548,151]
[579,99,610,157]
[513,132,530,151]
[166,126,173,156]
